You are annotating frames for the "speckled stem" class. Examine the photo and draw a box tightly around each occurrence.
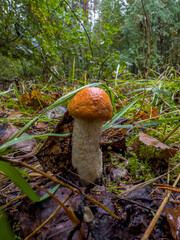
[71,119,103,184]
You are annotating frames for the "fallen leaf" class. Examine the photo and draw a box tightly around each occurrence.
[139,132,170,149]
[0,123,36,153]
[52,91,62,100]
[20,90,48,109]
[34,122,49,130]
[139,132,177,159]
[7,112,23,119]
[110,165,128,182]
[36,111,74,173]
[101,127,127,154]
[165,205,180,240]
[134,107,159,120]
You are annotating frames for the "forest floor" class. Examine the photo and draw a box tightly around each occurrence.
[0,77,180,240]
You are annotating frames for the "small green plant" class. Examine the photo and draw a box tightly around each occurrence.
[141,159,155,181]
[128,153,141,180]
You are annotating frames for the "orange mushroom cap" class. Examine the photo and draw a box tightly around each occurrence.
[68,87,113,122]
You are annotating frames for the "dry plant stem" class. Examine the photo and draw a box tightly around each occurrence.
[118,162,180,197]
[141,173,180,240]
[170,200,180,204]
[1,194,26,209]
[36,186,85,239]
[167,158,170,185]
[36,186,79,225]
[24,193,71,240]
[135,110,180,124]
[1,182,14,192]
[122,198,156,213]
[154,184,180,193]
[0,157,119,220]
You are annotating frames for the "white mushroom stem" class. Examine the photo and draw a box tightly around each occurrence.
[72,118,103,184]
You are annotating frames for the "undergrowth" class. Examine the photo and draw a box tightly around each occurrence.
[0,67,179,238]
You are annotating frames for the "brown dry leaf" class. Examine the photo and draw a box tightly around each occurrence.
[20,90,48,109]
[146,107,159,118]
[139,132,177,158]
[20,92,31,104]
[36,111,74,173]
[34,122,49,130]
[7,112,23,119]
[0,123,36,153]
[52,91,62,100]
[30,89,41,99]
[134,109,149,120]
[134,107,159,120]
[165,205,180,240]
[101,127,126,154]
[19,187,87,240]
[116,99,128,111]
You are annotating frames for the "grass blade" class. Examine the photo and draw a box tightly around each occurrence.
[103,95,142,131]
[0,160,40,202]
[0,133,71,153]
[0,210,15,240]
[39,184,60,202]
[0,89,14,96]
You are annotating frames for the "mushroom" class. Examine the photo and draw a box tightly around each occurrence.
[68,87,113,184]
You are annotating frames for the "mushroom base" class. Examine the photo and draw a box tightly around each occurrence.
[72,119,103,184]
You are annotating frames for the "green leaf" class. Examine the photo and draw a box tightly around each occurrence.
[0,210,15,240]
[0,161,40,202]
[152,89,171,97]
[112,116,180,129]
[103,95,142,131]
[126,88,153,94]
[16,168,31,179]
[0,133,71,153]
[39,184,60,202]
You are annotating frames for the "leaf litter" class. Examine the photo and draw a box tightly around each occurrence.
[0,123,36,153]
[0,110,179,240]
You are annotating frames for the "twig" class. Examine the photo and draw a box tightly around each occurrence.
[24,193,71,240]
[0,157,119,220]
[141,173,180,240]
[36,186,86,239]
[0,194,26,209]
[154,184,180,193]
[169,199,180,204]
[135,110,180,124]
[117,162,180,197]
[119,198,156,213]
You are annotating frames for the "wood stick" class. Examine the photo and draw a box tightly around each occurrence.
[141,173,180,240]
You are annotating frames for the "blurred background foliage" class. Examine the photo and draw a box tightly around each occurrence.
[0,0,180,81]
